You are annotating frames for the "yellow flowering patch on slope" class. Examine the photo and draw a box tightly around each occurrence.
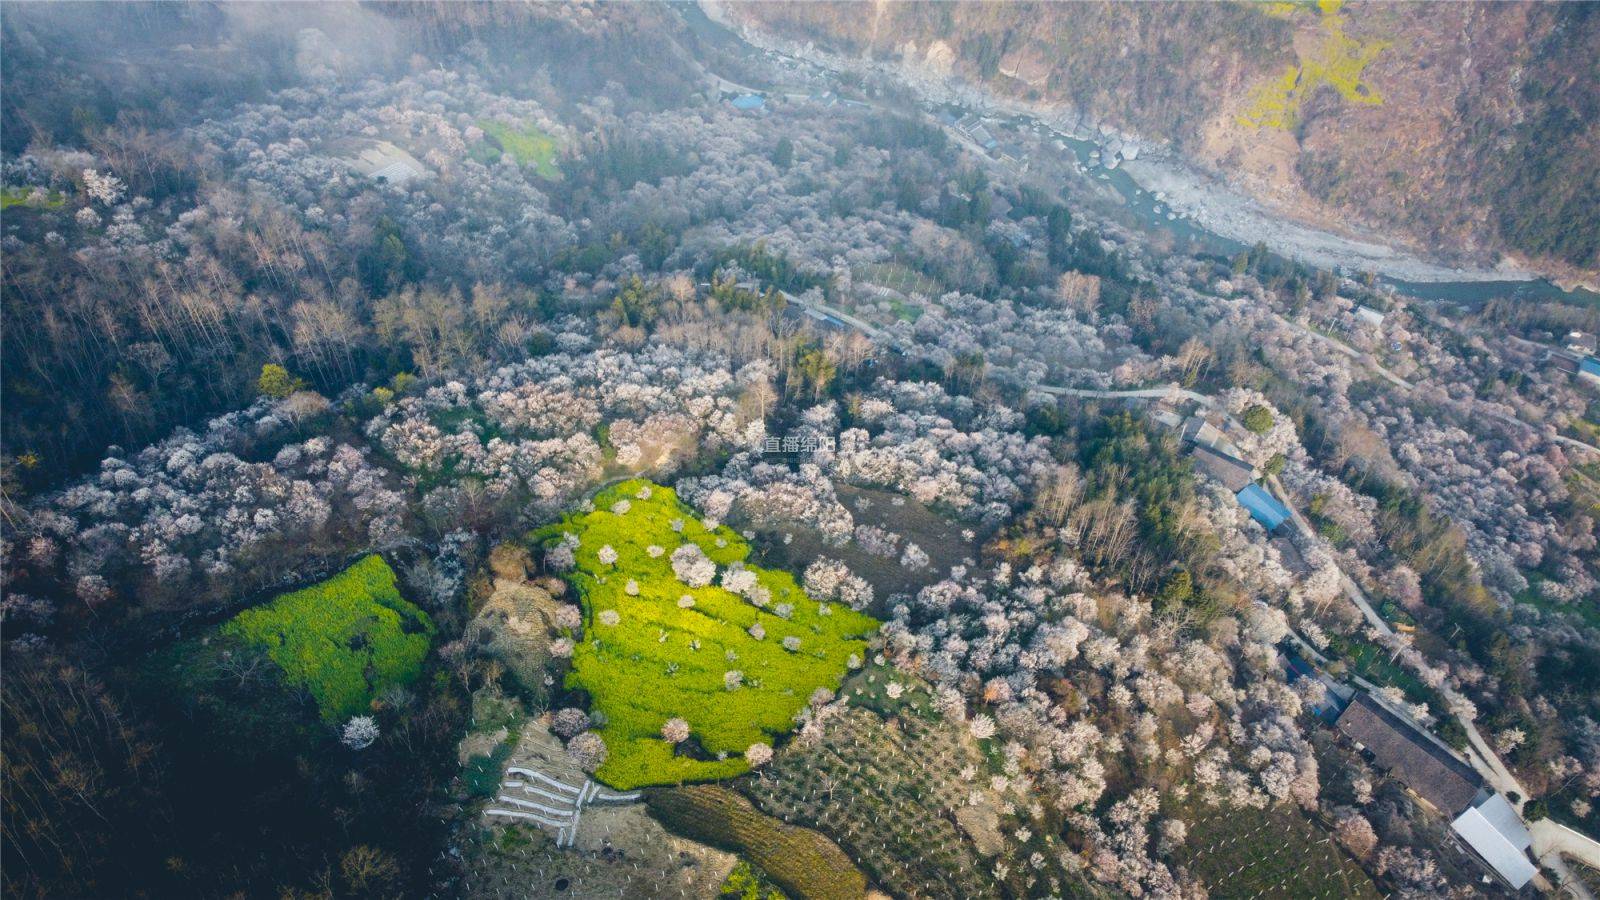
[1238,1,1389,131]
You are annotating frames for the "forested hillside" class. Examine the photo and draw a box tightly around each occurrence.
[723,0,1600,279]
[0,1,699,488]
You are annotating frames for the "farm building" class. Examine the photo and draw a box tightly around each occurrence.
[343,140,427,186]
[1336,692,1482,815]
[729,93,767,111]
[1191,444,1255,493]
[1235,484,1290,531]
[1557,350,1600,384]
[802,307,850,333]
[1148,402,1183,429]
[1279,649,1351,723]
[1180,413,1241,457]
[1450,792,1537,890]
[1354,305,1386,328]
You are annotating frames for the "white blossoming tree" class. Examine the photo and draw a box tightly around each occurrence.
[341,715,380,750]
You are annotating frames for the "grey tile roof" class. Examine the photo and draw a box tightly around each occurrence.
[1190,443,1254,493]
[1337,692,1481,815]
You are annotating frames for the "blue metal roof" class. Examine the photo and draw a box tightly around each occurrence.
[1581,356,1600,377]
[1236,483,1290,531]
[730,94,766,111]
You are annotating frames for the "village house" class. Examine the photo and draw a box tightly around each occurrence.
[1354,305,1386,328]
[1336,692,1537,889]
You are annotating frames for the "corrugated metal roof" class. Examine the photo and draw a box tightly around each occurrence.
[1451,795,1536,889]
[1236,483,1290,530]
[1474,793,1531,850]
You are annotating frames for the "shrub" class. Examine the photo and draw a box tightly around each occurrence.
[1242,404,1275,434]
[257,363,306,399]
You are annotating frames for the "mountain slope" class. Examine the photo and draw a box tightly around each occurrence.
[720,0,1600,281]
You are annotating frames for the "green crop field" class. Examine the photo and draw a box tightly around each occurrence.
[479,120,562,179]
[221,555,434,722]
[533,479,879,789]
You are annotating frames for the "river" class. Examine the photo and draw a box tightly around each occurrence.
[678,2,1599,309]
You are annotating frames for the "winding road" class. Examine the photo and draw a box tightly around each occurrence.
[1280,313,1600,458]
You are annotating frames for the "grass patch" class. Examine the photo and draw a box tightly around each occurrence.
[721,860,787,900]
[839,663,937,721]
[533,479,878,789]
[1325,632,1436,708]
[465,738,517,799]
[1515,572,1600,630]
[1172,802,1380,899]
[2,186,65,210]
[646,784,867,900]
[221,555,434,723]
[479,120,561,179]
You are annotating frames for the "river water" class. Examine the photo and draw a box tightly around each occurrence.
[1031,117,1599,306]
[679,3,1599,308]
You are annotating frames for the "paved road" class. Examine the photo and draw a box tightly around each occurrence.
[1277,315,1412,390]
[1033,383,1215,407]
[782,291,890,341]
[1532,820,1600,893]
[1264,474,1394,637]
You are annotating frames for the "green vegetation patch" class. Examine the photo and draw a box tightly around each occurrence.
[646,784,866,900]
[478,120,561,179]
[721,860,788,900]
[221,555,434,722]
[1242,403,1275,434]
[1,186,66,210]
[465,739,517,799]
[533,479,878,789]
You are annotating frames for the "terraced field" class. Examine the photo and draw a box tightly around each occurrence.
[742,707,1014,899]
[646,784,867,899]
